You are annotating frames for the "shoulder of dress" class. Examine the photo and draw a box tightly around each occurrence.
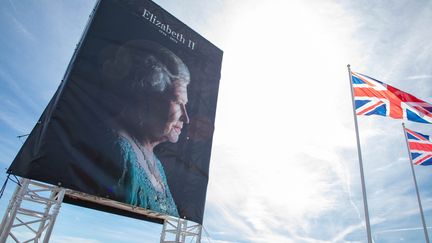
[116,136,140,166]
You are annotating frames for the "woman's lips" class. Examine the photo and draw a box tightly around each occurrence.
[174,126,182,133]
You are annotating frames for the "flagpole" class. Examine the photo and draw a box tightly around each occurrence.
[347,64,373,243]
[402,123,430,243]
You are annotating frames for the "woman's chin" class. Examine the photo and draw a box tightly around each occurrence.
[167,134,180,143]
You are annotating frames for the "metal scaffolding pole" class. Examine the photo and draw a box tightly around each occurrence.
[0,178,66,243]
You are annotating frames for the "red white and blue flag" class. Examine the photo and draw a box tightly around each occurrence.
[352,72,432,124]
[405,128,432,166]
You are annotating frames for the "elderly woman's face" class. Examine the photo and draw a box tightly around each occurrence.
[160,81,189,143]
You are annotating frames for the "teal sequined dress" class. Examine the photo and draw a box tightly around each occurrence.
[116,136,179,217]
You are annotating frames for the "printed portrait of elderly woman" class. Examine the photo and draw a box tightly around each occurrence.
[101,40,190,217]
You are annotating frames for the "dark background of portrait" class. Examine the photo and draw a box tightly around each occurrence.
[7,0,222,224]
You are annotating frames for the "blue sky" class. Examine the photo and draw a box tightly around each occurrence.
[1,0,432,242]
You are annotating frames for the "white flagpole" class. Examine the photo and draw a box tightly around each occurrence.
[347,65,373,243]
[402,123,430,243]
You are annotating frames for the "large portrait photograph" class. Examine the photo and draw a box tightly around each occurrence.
[8,0,223,224]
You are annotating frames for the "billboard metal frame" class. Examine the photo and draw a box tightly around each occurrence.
[160,216,202,243]
[0,179,66,243]
[64,188,168,222]
[0,179,202,242]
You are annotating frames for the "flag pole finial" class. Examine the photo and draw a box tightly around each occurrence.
[347,64,350,68]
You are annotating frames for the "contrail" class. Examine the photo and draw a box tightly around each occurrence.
[342,160,363,223]
[375,226,432,234]
[7,0,17,13]
[404,75,432,80]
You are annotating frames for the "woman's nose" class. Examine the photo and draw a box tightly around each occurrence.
[180,104,190,124]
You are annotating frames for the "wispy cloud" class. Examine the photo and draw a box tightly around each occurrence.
[51,236,101,243]
[3,11,35,42]
[375,226,432,235]
[0,109,36,134]
[404,74,432,80]
[0,68,42,114]
[6,0,17,12]
[331,221,373,243]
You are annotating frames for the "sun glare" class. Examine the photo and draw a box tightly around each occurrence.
[207,1,362,237]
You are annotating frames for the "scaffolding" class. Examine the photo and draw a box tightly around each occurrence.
[0,179,65,243]
[0,179,203,243]
[160,217,202,243]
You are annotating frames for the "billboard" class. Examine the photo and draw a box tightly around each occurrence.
[8,0,222,224]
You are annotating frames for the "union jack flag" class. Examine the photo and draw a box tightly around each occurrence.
[352,72,432,124]
[405,128,432,166]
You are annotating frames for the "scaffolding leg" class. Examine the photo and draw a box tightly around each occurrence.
[0,179,65,243]
[160,217,202,243]
[0,179,29,242]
